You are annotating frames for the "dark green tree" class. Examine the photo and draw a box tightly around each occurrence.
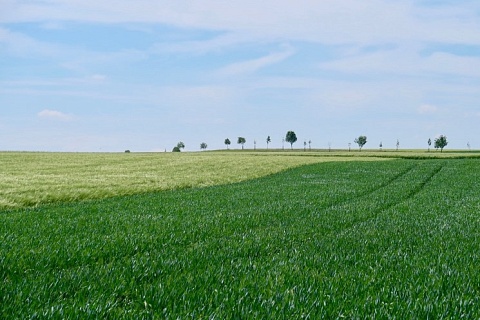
[266,136,271,149]
[237,137,246,150]
[225,138,231,150]
[285,131,297,149]
[434,135,448,152]
[200,142,207,150]
[354,135,367,151]
[177,141,185,150]
[428,138,431,152]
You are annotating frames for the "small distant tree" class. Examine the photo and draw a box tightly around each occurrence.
[177,141,185,150]
[200,142,207,151]
[172,146,181,152]
[125,150,131,153]
[285,131,297,149]
[348,142,351,152]
[467,142,471,151]
[304,140,307,151]
[434,135,448,152]
[266,136,271,149]
[237,137,246,150]
[225,138,231,150]
[396,139,400,151]
[379,142,382,151]
[428,138,432,152]
[254,140,257,150]
[354,135,367,151]
[308,140,312,151]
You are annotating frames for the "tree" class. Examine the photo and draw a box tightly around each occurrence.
[225,138,231,150]
[172,146,181,152]
[396,139,400,151]
[177,141,185,150]
[304,140,307,151]
[354,135,367,151]
[237,137,246,150]
[379,141,383,151]
[308,140,312,151]
[434,135,448,152]
[428,138,432,152]
[266,136,271,149]
[200,142,207,150]
[285,131,297,149]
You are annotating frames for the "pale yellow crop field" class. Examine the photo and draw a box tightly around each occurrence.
[0,150,477,209]
[0,151,366,209]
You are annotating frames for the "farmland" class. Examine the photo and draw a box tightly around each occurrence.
[0,151,387,209]
[1,151,480,318]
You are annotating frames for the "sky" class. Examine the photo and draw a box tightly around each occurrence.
[1,0,479,152]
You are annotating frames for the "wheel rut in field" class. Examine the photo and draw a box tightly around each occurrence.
[319,161,445,237]
[355,161,444,212]
[317,163,417,212]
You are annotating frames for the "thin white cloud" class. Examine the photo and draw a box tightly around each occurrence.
[319,44,480,79]
[3,1,479,45]
[218,48,295,76]
[90,74,107,81]
[40,21,64,30]
[424,53,480,77]
[418,104,439,114]
[0,27,58,57]
[38,109,73,121]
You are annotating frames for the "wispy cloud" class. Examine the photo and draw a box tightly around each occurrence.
[218,47,295,76]
[418,104,438,114]
[0,27,59,57]
[38,109,73,121]
[3,1,478,44]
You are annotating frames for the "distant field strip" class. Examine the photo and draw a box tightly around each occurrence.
[0,152,387,209]
[1,159,479,318]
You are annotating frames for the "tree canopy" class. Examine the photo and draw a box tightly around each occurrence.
[354,136,367,151]
[237,137,246,149]
[434,135,448,152]
[176,141,185,150]
[285,131,297,149]
[224,138,231,149]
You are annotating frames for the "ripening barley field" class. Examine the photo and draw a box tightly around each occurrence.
[0,151,381,209]
[1,151,480,318]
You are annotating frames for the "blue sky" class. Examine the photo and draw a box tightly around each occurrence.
[1,0,479,151]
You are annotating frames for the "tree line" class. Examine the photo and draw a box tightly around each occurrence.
[170,132,450,152]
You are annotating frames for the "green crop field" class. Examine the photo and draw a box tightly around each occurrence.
[1,152,480,318]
